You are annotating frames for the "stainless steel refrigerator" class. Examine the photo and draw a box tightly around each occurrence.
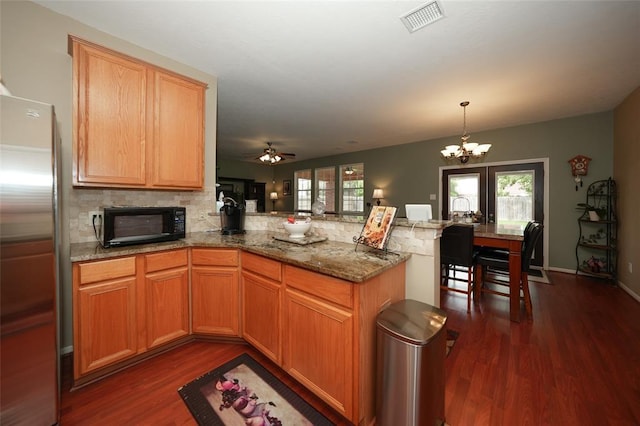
[1,94,60,424]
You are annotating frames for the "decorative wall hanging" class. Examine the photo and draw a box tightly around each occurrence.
[568,154,591,191]
[282,179,291,196]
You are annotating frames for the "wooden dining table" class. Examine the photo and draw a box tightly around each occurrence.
[472,223,525,322]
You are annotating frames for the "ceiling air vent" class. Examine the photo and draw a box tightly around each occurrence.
[400,1,445,33]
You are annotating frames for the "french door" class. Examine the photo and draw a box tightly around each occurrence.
[442,162,544,267]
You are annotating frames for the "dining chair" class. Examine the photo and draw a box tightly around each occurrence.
[440,224,476,313]
[475,221,544,319]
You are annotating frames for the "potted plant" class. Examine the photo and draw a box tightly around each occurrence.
[576,203,607,221]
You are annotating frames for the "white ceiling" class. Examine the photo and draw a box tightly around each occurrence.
[37,1,640,163]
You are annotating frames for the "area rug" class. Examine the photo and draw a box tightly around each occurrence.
[446,329,459,357]
[178,353,333,426]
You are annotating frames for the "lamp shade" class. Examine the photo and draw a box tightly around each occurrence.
[372,189,384,199]
[269,192,278,200]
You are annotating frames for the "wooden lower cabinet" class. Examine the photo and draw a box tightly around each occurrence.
[284,288,354,417]
[73,249,189,382]
[73,247,406,425]
[144,250,189,349]
[283,263,406,425]
[191,249,240,336]
[73,256,138,378]
[241,252,282,364]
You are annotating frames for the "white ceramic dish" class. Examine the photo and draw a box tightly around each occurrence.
[283,221,312,238]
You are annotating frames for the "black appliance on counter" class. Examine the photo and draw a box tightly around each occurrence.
[220,198,245,235]
[103,206,186,247]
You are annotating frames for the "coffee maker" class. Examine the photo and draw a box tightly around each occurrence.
[220,197,245,235]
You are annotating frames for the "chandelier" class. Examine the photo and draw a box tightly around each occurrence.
[441,101,491,164]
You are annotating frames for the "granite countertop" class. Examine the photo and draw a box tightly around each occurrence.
[70,231,411,283]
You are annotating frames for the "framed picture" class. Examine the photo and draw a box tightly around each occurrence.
[283,179,292,196]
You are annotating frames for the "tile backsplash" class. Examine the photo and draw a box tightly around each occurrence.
[70,187,440,256]
[69,187,219,243]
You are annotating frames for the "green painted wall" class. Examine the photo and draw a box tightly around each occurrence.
[261,112,614,271]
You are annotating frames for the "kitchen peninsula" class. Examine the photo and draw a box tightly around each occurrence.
[70,228,417,424]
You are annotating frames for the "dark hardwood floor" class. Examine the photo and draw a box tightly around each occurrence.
[442,271,640,426]
[60,271,640,425]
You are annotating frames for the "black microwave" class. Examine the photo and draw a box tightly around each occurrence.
[103,206,186,248]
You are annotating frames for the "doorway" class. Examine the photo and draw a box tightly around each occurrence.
[441,161,545,268]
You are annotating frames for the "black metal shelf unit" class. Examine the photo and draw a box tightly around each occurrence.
[575,178,617,282]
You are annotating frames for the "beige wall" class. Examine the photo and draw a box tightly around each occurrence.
[614,87,640,298]
[1,1,218,351]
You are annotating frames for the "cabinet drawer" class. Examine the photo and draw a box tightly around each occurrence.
[284,265,353,309]
[241,252,281,281]
[192,248,238,267]
[78,257,136,285]
[145,249,188,273]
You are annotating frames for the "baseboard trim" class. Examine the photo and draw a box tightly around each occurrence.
[618,280,640,303]
[546,267,640,304]
[546,266,575,274]
[61,345,73,355]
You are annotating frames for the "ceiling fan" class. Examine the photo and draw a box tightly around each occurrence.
[258,142,296,164]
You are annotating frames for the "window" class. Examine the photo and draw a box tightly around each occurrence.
[294,169,312,211]
[442,161,545,267]
[447,173,481,215]
[340,163,364,213]
[294,163,365,214]
[315,167,335,212]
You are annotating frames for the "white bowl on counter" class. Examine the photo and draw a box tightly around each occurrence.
[283,221,312,238]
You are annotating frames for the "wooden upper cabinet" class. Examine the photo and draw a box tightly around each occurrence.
[69,36,206,190]
[151,71,204,188]
[70,38,147,186]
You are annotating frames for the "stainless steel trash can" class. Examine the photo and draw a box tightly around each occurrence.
[376,299,447,426]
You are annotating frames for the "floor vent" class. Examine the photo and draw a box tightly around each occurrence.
[400,1,445,33]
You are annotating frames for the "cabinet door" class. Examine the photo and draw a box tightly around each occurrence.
[192,267,240,336]
[150,71,205,189]
[241,270,281,363]
[77,278,137,375]
[145,267,189,348]
[71,38,148,187]
[283,288,354,419]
